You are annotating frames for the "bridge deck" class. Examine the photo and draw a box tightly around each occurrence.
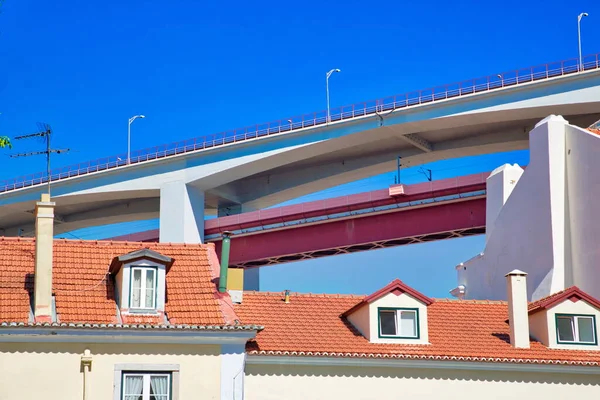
[2,53,597,193]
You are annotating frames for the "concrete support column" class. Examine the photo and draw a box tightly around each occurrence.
[159,181,205,243]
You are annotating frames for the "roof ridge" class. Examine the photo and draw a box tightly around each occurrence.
[433,298,508,304]
[0,236,34,242]
[243,290,366,298]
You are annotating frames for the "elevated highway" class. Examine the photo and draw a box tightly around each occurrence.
[1,55,600,242]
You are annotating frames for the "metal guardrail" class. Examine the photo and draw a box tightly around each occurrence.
[1,54,599,193]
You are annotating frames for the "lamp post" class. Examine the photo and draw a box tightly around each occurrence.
[127,114,145,164]
[578,12,589,72]
[326,68,341,123]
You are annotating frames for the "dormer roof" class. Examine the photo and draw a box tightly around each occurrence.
[528,286,600,314]
[109,248,174,275]
[342,279,433,317]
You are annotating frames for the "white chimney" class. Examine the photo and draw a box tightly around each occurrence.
[34,193,55,323]
[505,270,530,348]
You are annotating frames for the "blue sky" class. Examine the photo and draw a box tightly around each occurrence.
[0,0,599,297]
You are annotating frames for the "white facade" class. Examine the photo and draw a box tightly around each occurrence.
[457,115,600,301]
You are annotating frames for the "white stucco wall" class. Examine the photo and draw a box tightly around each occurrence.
[485,163,523,242]
[0,342,221,400]
[346,302,370,340]
[245,363,600,400]
[528,309,549,345]
[565,125,600,296]
[458,116,600,301]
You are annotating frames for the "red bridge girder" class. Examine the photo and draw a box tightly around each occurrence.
[215,197,486,268]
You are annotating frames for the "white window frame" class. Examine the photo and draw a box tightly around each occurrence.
[378,307,419,339]
[114,364,179,400]
[122,372,170,400]
[130,266,157,310]
[556,314,597,345]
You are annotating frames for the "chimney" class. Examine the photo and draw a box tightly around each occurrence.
[34,193,55,323]
[505,270,530,348]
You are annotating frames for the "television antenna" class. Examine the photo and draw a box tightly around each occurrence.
[10,123,70,197]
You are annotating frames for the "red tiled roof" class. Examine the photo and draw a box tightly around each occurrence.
[0,237,233,326]
[342,279,432,316]
[234,292,600,365]
[528,286,600,314]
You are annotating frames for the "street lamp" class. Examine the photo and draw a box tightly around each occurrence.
[578,12,589,72]
[326,68,341,123]
[127,114,145,164]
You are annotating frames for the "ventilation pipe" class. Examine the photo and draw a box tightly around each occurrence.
[505,270,530,348]
[284,289,291,303]
[218,231,232,293]
[34,193,55,323]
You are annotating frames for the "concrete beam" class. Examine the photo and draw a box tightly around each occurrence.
[400,133,433,152]
[240,127,529,210]
[1,198,160,237]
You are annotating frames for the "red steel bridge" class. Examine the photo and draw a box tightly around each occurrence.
[109,172,489,268]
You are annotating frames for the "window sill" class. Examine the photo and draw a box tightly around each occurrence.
[126,309,160,315]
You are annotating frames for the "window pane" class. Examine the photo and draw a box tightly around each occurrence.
[379,311,396,336]
[557,316,575,341]
[124,375,144,399]
[577,317,595,343]
[399,311,417,337]
[131,270,142,308]
[145,269,156,308]
[150,375,169,395]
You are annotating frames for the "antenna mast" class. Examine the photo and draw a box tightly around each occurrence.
[10,124,70,197]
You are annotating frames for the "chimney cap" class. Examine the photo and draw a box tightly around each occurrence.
[505,269,527,277]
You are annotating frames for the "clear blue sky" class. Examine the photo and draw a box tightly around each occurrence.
[1,1,599,297]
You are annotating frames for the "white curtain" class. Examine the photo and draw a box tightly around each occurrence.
[399,311,416,337]
[124,375,143,400]
[145,269,155,308]
[131,269,142,308]
[150,375,169,397]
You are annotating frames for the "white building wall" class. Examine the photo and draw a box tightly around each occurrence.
[458,115,571,301]
[485,164,523,242]
[564,125,600,295]
[245,364,600,400]
[458,116,600,301]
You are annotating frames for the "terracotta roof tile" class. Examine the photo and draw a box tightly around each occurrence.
[0,237,232,326]
[234,292,600,365]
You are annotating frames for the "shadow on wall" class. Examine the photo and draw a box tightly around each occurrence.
[0,342,221,357]
[246,364,600,386]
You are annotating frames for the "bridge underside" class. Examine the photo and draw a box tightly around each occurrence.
[1,70,600,239]
[0,111,597,237]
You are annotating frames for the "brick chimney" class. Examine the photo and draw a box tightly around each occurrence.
[34,193,55,323]
[505,270,530,348]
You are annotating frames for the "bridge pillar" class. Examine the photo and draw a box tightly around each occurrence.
[159,181,205,243]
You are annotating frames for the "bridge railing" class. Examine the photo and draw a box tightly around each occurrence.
[1,54,598,193]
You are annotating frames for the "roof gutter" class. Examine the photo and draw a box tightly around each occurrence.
[0,324,261,345]
[246,355,600,374]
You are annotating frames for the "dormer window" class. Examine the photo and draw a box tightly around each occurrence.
[131,267,158,310]
[343,279,432,344]
[109,249,174,318]
[379,308,419,338]
[556,314,597,345]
